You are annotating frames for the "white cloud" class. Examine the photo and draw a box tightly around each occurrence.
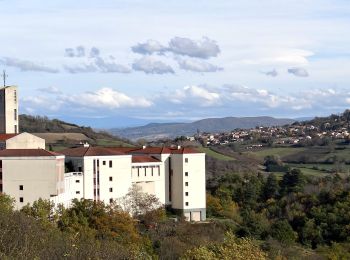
[264,69,278,77]
[36,86,62,94]
[65,88,153,109]
[131,36,220,59]
[288,67,309,77]
[131,40,167,55]
[178,59,223,72]
[65,46,85,57]
[94,57,131,73]
[132,57,174,74]
[168,37,220,59]
[0,57,59,73]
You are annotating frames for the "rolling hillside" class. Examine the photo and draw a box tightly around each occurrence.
[110,116,295,140]
[19,114,133,149]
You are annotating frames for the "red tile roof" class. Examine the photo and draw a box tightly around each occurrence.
[61,146,202,157]
[0,134,18,141]
[0,149,62,157]
[132,155,161,163]
[60,146,126,157]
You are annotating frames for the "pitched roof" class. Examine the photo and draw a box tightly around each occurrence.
[0,134,18,141]
[60,146,126,157]
[0,149,62,157]
[132,155,161,163]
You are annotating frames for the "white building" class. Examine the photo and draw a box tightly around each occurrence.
[0,85,206,221]
[0,149,65,209]
[59,146,206,221]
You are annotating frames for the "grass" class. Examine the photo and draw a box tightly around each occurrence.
[248,147,306,159]
[197,147,235,161]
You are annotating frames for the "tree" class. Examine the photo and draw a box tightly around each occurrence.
[263,174,279,200]
[280,169,305,194]
[182,232,267,260]
[270,219,297,245]
[117,184,165,225]
[21,198,56,227]
[0,193,14,213]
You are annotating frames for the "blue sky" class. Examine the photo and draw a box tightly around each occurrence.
[1,0,350,127]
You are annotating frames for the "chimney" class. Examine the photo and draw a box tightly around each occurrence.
[83,142,90,147]
[177,145,181,150]
[142,145,146,149]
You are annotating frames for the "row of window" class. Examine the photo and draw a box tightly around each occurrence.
[102,160,113,168]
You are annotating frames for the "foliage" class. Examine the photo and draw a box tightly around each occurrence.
[182,232,267,260]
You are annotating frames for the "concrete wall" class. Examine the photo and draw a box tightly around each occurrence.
[170,153,206,221]
[6,133,45,149]
[65,155,133,204]
[1,155,65,209]
[0,86,18,134]
[131,161,165,204]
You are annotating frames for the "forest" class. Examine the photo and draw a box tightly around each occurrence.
[1,165,350,259]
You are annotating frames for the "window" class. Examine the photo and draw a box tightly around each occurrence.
[185,182,188,186]
[103,161,106,165]
[185,202,189,206]
[78,166,82,172]
[14,125,17,134]
[19,197,24,203]
[14,109,17,121]
[109,188,113,192]
[185,158,188,163]
[109,176,113,181]
[185,192,189,196]
[0,172,2,180]
[0,160,2,169]
[76,191,80,194]
[185,172,188,176]
[109,198,113,203]
[109,160,113,168]
[14,90,17,103]
[19,185,23,190]
[0,184,2,193]
[75,180,80,183]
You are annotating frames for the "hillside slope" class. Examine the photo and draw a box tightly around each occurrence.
[19,114,133,148]
[110,116,295,140]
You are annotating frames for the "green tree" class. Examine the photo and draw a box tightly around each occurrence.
[280,169,305,194]
[263,173,279,200]
[270,219,297,245]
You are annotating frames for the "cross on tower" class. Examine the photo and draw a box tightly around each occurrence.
[1,70,8,87]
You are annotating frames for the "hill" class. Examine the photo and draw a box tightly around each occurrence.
[110,116,295,141]
[19,114,133,149]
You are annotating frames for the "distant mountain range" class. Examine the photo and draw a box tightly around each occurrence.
[110,116,296,141]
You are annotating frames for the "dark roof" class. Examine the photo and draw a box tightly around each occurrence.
[0,134,17,141]
[132,155,161,163]
[60,146,126,157]
[0,149,62,157]
[128,146,201,154]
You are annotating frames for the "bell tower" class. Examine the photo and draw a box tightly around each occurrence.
[0,85,19,134]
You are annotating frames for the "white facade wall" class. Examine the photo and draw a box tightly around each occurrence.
[1,156,65,209]
[170,153,206,221]
[131,161,165,204]
[6,133,45,149]
[0,86,19,134]
[51,172,84,208]
[65,155,133,204]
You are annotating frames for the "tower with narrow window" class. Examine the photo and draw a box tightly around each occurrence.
[0,86,19,134]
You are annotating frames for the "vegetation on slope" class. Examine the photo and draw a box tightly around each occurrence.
[19,114,133,148]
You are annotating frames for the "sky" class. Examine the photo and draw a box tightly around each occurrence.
[1,0,350,128]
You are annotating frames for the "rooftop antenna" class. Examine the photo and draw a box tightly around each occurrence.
[1,70,7,87]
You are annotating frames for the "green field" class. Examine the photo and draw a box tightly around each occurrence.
[247,147,306,159]
[197,147,235,161]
